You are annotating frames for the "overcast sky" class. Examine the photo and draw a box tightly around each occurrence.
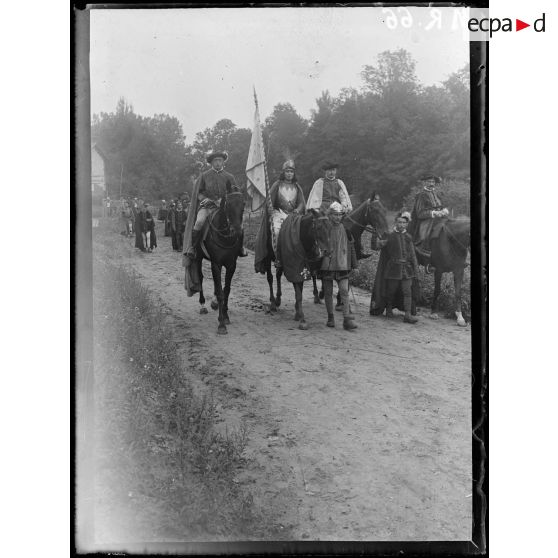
[90,7,469,142]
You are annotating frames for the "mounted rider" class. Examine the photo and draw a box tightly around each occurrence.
[254,160,306,272]
[306,162,353,214]
[183,150,248,258]
[409,174,449,269]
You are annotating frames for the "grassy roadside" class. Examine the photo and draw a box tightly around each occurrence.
[92,250,283,543]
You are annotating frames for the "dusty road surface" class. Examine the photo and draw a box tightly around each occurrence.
[98,221,472,541]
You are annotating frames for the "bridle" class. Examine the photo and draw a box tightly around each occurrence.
[306,214,330,262]
[345,200,380,235]
[208,191,244,238]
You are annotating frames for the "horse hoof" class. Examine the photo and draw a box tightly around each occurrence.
[211,300,219,311]
[224,317,231,325]
[298,321,308,330]
[314,296,321,304]
[200,307,208,315]
[457,318,466,327]
[319,291,324,300]
[270,304,277,313]
[430,313,439,320]
[275,297,281,307]
[217,326,227,335]
[294,313,302,321]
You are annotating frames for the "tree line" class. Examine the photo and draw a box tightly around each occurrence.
[92,48,470,210]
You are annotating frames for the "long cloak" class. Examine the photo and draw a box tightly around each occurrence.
[182,177,202,296]
[370,246,421,315]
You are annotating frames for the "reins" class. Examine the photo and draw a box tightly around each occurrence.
[207,192,244,245]
[345,201,378,235]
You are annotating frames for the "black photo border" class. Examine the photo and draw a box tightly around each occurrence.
[72,2,487,555]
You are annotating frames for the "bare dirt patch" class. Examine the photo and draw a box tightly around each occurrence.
[94,221,472,541]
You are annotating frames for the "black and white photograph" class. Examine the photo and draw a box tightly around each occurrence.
[75,4,485,553]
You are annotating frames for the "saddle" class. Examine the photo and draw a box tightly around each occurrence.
[430,217,448,240]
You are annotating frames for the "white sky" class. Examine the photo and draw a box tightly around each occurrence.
[90,7,470,142]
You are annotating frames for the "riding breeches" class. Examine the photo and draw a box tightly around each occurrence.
[193,207,212,231]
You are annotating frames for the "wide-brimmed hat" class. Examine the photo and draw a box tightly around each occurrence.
[322,161,338,171]
[282,160,295,171]
[206,151,228,164]
[419,174,441,183]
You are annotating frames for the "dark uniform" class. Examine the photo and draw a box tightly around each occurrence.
[194,168,239,230]
[383,229,419,320]
[410,187,444,253]
[172,206,187,251]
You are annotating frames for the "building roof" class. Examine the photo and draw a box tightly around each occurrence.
[92,142,108,161]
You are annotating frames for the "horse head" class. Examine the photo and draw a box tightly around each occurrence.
[223,190,245,237]
[301,209,330,262]
[366,199,389,238]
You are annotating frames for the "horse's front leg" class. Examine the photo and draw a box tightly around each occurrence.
[275,268,283,307]
[430,270,443,320]
[222,261,236,325]
[210,262,226,334]
[453,266,466,326]
[198,258,208,314]
[312,275,321,304]
[294,282,307,330]
[266,263,277,312]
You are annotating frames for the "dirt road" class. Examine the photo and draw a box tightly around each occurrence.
[99,222,472,541]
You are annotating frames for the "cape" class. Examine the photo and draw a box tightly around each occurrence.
[369,246,421,315]
[276,213,307,283]
[182,176,202,296]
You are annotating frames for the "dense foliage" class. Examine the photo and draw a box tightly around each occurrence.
[92,49,470,208]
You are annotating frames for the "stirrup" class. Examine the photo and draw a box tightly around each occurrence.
[425,263,435,274]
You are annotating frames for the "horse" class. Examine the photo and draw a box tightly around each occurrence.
[262,210,330,330]
[194,188,245,335]
[311,198,390,305]
[418,218,471,327]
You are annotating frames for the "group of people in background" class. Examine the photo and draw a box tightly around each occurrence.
[116,193,193,253]
[158,194,191,251]
[118,197,157,252]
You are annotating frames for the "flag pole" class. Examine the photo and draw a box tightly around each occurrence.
[253,88,277,252]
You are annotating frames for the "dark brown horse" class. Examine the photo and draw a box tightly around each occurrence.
[261,211,330,330]
[418,218,471,326]
[195,189,245,335]
[311,198,390,305]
